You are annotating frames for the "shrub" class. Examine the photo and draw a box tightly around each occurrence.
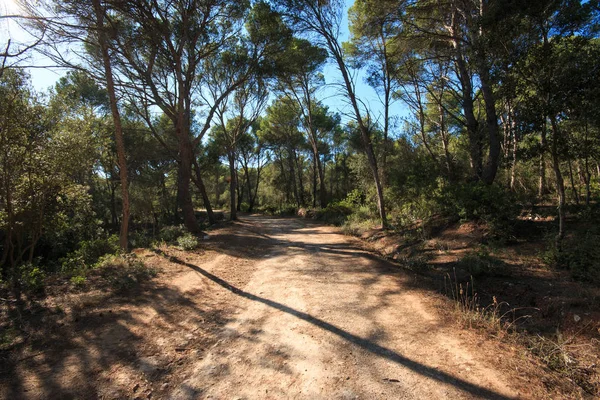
[159,225,187,243]
[69,275,86,287]
[315,202,353,225]
[60,235,120,274]
[130,231,152,248]
[96,254,157,291]
[240,202,250,212]
[279,205,297,216]
[177,233,199,250]
[19,264,46,293]
[545,227,600,284]
[439,182,519,240]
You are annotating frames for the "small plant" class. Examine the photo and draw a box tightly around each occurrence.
[526,331,597,395]
[177,233,199,251]
[444,270,524,335]
[18,263,46,293]
[70,275,86,287]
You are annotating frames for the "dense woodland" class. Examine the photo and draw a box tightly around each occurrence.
[1,0,600,296]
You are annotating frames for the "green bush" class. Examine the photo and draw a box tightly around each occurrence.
[19,263,47,293]
[60,235,120,274]
[240,202,250,212]
[315,202,353,225]
[545,227,600,284]
[177,233,199,250]
[130,231,152,248]
[69,275,86,287]
[439,182,519,240]
[159,225,187,243]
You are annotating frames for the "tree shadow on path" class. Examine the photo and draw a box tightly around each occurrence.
[153,249,516,400]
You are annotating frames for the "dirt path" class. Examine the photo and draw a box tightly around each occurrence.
[169,216,517,399]
[1,215,525,399]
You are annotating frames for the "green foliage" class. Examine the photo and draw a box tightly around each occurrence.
[159,225,187,243]
[69,275,86,287]
[544,226,600,284]
[60,235,120,274]
[315,202,353,225]
[439,183,519,240]
[18,264,47,293]
[129,231,153,249]
[177,233,199,251]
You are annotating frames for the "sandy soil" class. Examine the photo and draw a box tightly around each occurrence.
[2,215,529,399]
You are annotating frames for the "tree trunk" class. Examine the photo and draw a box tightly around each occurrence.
[331,51,387,227]
[439,103,453,180]
[567,158,580,205]
[510,125,518,191]
[228,153,237,221]
[316,154,327,208]
[450,18,481,180]
[312,155,317,208]
[479,64,500,185]
[294,150,305,206]
[215,167,221,208]
[539,121,547,198]
[192,160,216,225]
[550,115,566,247]
[93,0,130,250]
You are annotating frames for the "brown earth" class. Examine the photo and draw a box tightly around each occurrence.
[1,215,566,399]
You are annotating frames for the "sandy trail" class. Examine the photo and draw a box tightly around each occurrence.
[169,216,517,399]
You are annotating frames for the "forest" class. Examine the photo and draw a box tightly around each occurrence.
[1,0,600,397]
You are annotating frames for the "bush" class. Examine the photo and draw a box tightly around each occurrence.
[130,231,152,248]
[545,227,600,284]
[159,225,187,243]
[279,205,297,216]
[19,263,47,293]
[439,182,519,240]
[240,202,250,212]
[315,202,353,225]
[177,233,199,250]
[60,235,120,274]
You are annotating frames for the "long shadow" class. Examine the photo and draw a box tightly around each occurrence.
[153,249,515,400]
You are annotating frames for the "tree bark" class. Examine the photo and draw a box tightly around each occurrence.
[550,115,566,247]
[228,152,237,220]
[92,0,130,251]
[567,158,580,205]
[192,160,216,225]
[478,64,500,185]
[539,119,547,198]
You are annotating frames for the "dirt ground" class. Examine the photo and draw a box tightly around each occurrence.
[0,215,569,399]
